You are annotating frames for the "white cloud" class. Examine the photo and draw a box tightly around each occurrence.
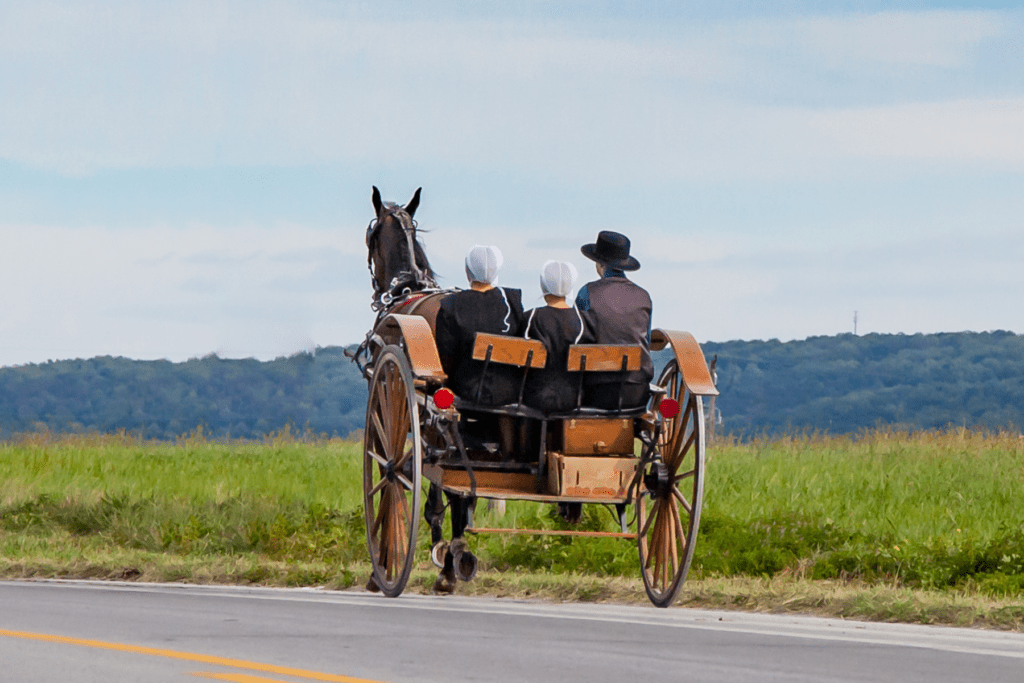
[805,98,1024,164]
[748,11,1007,69]
[0,223,376,365]
[1,3,1021,180]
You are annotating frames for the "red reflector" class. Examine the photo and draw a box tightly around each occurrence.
[659,398,680,419]
[433,388,455,410]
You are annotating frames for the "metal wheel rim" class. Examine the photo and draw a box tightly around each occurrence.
[638,359,705,607]
[363,345,422,597]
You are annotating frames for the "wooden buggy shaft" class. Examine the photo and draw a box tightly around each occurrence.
[466,527,637,539]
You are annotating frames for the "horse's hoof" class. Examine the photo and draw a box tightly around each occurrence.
[448,537,477,583]
[430,540,449,569]
[365,573,381,593]
[452,548,475,581]
[454,550,477,582]
[433,567,457,594]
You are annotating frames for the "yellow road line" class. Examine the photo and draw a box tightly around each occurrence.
[0,629,386,683]
[190,672,298,682]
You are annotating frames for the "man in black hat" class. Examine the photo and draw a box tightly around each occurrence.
[575,230,654,410]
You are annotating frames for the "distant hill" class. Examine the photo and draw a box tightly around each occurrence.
[0,347,368,440]
[1,331,1021,440]
[701,331,1024,436]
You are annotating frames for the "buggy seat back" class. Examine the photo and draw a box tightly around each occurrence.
[465,333,547,409]
[567,344,642,373]
[472,333,547,368]
[564,344,645,413]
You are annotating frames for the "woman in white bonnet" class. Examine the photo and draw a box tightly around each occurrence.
[434,245,526,406]
[521,260,593,413]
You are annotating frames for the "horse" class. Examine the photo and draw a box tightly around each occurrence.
[360,186,471,593]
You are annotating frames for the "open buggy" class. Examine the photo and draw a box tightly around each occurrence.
[351,188,718,607]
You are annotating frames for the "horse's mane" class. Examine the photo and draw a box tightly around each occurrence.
[381,202,434,278]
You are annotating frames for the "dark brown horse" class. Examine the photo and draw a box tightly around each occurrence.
[361,186,474,593]
[366,186,437,310]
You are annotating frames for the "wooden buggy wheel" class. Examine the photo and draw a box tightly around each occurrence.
[363,345,423,597]
[637,359,706,607]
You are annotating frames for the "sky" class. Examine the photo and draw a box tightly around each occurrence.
[1,0,1022,367]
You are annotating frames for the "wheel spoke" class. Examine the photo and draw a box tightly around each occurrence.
[668,499,681,578]
[673,468,696,483]
[371,489,388,536]
[394,443,414,471]
[384,506,395,581]
[384,398,404,464]
[387,369,407,458]
[664,506,675,587]
[671,494,688,555]
[648,510,660,583]
[653,511,667,591]
[645,507,658,573]
[371,411,392,461]
[667,413,692,471]
[383,369,397,457]
[366,397,383,453]
[378,369,395,445]
[367,448,389,469]
[640,497,660,539]
[677,423,697,462]
[395,483,410,561]
[367,476,388,499]
[388,489,406,576]
[394,471,414,491]
[672,484,693,515]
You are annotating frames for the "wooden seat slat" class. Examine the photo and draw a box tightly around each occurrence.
[567,344,642,372]
[472,333,548,368]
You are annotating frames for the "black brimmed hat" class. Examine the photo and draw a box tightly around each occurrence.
[580,231,640,271]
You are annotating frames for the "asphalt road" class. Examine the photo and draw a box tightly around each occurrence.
[1,580,1022,683]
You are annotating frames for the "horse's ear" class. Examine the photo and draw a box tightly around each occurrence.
[405,187,421,217]
[372,186,383,217]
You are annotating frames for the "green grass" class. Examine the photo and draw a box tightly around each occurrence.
[695,428,1024,592]
[2,427,1023,627]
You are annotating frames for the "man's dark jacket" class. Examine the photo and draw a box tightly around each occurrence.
[576,274,654,404]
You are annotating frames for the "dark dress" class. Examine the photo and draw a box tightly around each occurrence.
[522,306,593,413]
[434,287,526,406]
[575,274,654,409]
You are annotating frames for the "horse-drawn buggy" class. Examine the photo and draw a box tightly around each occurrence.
[351,188,718,607]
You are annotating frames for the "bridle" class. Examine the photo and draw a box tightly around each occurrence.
[365,204,439,312]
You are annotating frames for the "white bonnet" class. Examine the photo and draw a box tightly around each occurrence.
[539,260,578,297]
[465,245,503,285]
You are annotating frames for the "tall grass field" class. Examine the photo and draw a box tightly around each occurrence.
[2,428,1022,618]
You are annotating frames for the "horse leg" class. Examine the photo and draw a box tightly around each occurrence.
[431,490,461,594]
[424,483,445,545]
[448,493,476,539]
[447,494,478,583]
[432,493,480,593]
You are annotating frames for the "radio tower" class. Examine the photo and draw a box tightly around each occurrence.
[854,311,858,335]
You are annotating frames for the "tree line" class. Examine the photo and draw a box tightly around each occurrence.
[1,331,1021,440]
[701,330,1024,436]
[0,347,367,440]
